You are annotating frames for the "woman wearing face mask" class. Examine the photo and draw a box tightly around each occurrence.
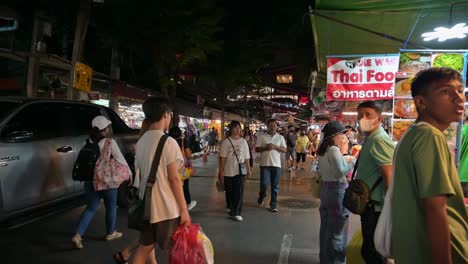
[317,121,357,264]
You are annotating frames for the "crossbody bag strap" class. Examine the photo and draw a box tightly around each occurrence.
[369,176,383,193]
[350,153,360,181]
[143,134,168,219]
[227,137,241,163]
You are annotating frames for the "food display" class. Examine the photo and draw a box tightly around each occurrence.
[432,53,464,72]
[392,121,413,141]
[397,52,431,77]
[395,78,413,97]
[394,99,417,119]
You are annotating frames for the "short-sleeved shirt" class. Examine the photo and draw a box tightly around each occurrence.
[355,126,395,209]
[219,137,250,177]
[392,122,468,264]
[295,135,309,153]
[285,133,297,149]
[458,125,468,183]
[255,132,287,168]
[134,130,184,224]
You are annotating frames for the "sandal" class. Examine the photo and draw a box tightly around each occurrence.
[112,251,128,264]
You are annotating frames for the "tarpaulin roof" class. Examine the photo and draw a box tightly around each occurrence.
[311,0,468,76]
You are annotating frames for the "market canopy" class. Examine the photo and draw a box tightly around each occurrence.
[310,0,468,83]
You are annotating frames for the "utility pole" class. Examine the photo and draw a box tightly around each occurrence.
[68,0,91,100]
[108,46,120,111]
[26,10,43,97]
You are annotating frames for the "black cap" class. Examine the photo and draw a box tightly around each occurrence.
[322,121,347,140]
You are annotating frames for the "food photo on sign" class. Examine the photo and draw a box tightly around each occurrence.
[397,52,431,78]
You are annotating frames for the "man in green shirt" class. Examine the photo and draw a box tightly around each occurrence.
[356,101,395,263]
[392,67,468,264]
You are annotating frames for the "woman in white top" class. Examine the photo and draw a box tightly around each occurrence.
[317,121,356,264]
[219,121,251,222]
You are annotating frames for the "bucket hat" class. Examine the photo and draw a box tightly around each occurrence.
[322,121,347,140]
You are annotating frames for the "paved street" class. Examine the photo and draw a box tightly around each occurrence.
[0,153,359,264]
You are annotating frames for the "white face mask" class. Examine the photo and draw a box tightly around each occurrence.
[359,117,378,132]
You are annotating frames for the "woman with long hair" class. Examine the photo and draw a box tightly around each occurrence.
[169,126,197,211]
[317,121,356,264]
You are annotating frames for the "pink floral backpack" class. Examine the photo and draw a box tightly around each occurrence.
[94,138,131,191]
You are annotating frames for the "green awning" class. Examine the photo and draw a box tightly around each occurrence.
[311,1,468,78]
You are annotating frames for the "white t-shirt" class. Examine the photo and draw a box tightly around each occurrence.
[134,130,184,223]
[255,132,286,168]
[219,137,250,177]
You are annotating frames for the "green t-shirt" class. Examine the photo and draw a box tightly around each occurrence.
[458,125,468,182]
[355,126,395,210]
[392,122,468,264]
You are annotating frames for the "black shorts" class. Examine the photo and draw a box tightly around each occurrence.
[296,152,306,163]
[140,217,180,249]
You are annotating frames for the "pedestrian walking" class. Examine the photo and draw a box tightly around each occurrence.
[295,128,309,170]
[218,121,251,222]
[113,118,157,264]
[317,121,356,264]
[208,127,218,153]
[243,126,255,169]
[255,118,287,212]
[72,115,131,249]
[391,67,468,264]
[285,126,297,172]
[354,101,395,263]
[129,97,190,264]
[169,126,197,211]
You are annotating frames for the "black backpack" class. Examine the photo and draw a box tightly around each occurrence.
[72,138,101,182]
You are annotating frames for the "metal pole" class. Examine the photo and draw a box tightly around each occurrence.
[26,10,42,97]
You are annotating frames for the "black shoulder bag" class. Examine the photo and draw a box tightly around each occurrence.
[343,154,383,215]
[227,138,248,176]
[128,135,168,231]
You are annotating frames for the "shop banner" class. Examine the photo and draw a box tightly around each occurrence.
[327,55,399,101]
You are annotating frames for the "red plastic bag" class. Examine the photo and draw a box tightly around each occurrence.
[170,224,205,264]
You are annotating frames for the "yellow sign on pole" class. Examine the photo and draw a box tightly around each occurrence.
[73,62,93,92]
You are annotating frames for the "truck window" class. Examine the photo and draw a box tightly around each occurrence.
[0,101,20,122]
[104,108,133,134]
[1,102,75,140]
[68,104,103,136]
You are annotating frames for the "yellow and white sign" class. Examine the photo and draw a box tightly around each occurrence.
[73,62,93,92]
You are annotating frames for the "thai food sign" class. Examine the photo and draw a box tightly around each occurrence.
[326,55,399,101]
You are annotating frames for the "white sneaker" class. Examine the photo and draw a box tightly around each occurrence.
[105,231,123,241]
[233,215,243,222]
[188,200,197,211]
[72,234,83,249]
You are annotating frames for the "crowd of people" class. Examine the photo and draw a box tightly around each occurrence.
[70,67,467,264]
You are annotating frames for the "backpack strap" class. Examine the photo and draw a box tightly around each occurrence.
[143,134,169,220]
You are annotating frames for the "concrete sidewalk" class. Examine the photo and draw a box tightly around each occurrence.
[0,151,360,264]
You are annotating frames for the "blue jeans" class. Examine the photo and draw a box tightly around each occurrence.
[319,181,349,264]
[259,166,281,208]
[75,182,118,236]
